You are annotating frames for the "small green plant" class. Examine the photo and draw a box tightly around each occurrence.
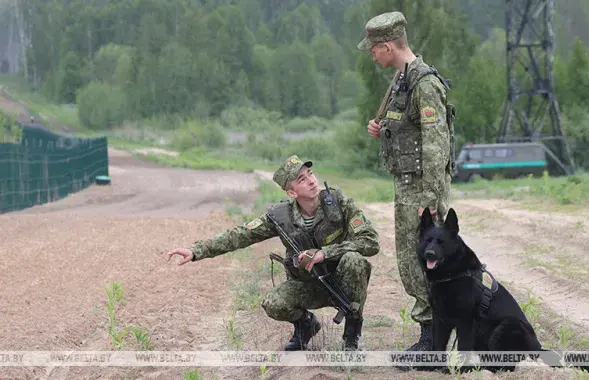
[183,368,204,380]
[259,365,269,380]
[105,282,129,349]
[559,326,576,351]
[225,311,244,349]
[393,306,414,349]
[446,347,464,378]
[104,281,153,351]
[133,326,153,351]
[520,289,543,330]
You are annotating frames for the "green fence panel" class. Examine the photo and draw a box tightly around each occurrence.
[0,126,109,214]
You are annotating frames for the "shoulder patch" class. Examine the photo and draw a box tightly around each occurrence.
[350,215,365,232]
[246,218,263,230]
[421,106,436,124]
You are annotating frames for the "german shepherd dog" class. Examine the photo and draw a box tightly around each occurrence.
[416,207,585,372]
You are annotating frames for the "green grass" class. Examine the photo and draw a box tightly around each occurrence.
[0,73,87,133]
[453,174,539,191]
[453,170,589,206]
[138,147,589,208]
[319,171,394,203]
[140,148,277,172]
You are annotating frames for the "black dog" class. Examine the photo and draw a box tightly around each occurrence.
[417,207,569,372]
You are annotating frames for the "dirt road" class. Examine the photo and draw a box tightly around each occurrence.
[1,148,587,380]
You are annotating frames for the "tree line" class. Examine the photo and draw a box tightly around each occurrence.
[1,0,589,171]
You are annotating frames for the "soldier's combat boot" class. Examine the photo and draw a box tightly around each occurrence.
[396,322,435,372]
[404,322,433,351]
[342,316,363,351]
[284,310,321,351]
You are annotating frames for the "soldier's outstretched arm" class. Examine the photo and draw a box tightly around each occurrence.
[413,78,451,212]
[166,214,278,264]
[320,193,380,261]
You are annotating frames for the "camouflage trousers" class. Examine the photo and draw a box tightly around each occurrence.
[394,175,451,324]
[261,252,372,322]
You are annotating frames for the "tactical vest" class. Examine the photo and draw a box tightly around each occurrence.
[267,188,347,278]
[379,63,456,182]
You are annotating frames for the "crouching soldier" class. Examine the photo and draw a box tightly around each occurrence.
[166,155,380,351]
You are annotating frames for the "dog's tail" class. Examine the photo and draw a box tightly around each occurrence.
[539,348,589,372]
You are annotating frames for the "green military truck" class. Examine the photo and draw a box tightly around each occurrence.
[452,142,552,182]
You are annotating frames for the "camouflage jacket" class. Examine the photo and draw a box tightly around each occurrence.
[380,55,451,210]
[190,187,380,262]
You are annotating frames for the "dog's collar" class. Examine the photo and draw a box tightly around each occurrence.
[431,265,499,293]
[432,268,480,284]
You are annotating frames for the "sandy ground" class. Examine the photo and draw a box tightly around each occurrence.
[1,145,588,380]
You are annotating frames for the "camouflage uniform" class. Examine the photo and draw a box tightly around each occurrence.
[358,12,454,325]
[189,155,380,349]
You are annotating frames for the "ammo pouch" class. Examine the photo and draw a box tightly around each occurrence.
[379,87,423,183]
[379,121,396,175]
[380,64,456,181]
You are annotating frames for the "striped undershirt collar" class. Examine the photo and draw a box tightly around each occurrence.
[302,215,315,230]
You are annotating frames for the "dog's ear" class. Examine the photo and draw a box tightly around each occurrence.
[444,208,459,235]
[419,207,434,235]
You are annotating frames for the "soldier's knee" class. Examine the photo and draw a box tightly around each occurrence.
[262,288,301,322]
[339,251,372,275]
[261,289,282,319]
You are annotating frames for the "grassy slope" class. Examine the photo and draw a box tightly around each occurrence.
[2,72,589,208]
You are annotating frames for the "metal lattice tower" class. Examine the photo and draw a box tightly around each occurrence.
[498,0,575,175]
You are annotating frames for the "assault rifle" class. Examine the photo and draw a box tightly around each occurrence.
[267,208,358,324]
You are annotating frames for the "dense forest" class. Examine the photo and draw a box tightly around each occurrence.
[1,0,589,172]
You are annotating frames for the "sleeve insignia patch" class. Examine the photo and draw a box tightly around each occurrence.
[350,215,365,232]
[421,106,436,123]
[386,111,403,120]
[246,218,263,230]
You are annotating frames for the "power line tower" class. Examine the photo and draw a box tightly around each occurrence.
[498,0,575,175]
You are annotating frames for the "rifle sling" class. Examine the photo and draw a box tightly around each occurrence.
[375,74,397,122]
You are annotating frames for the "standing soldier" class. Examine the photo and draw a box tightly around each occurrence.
[357,11,455,352]
[167,155,380,351]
